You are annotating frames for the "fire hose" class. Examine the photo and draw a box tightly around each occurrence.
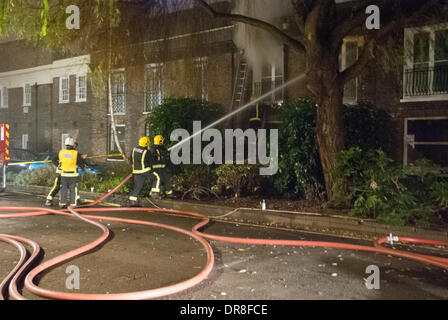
[0,174,447,300]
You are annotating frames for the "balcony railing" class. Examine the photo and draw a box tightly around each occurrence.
[253,76,284,105]
[403,66,448,97]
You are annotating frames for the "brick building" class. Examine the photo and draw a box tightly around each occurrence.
[0,3,447,168]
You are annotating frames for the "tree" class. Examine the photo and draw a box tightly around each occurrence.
[193,0,445,200]
[0,0,191,161]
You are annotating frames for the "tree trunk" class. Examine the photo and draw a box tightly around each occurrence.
[306,56,346,202]
[315,86,345,201]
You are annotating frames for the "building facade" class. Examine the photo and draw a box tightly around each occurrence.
[0,6,447,169]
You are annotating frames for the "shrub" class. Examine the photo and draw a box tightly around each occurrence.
[12,165,57,187]
[275,98,325,200]
[332,147,433,226]
[214,163,261,198]
[145,98,224,149]
[171,164,218,200]
[275,99,393,201]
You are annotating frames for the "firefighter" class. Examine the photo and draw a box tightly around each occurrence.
[57,137,85,208]
[150,135,173,200]
[129,136,153,207]
[45,142,86,206]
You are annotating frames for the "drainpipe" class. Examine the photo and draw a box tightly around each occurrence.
[34,82,38,152]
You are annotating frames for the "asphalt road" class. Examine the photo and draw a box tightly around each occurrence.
[0,192,447,300]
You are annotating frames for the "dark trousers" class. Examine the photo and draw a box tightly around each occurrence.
[129,172,151,201]
[47,175,80,202]
[60,176,79,206]
[151,168,172,194]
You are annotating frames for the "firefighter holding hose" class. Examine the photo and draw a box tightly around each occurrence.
[57,137,86,208]
[150,135,173,200]
[129,136,153,207]
[45,142,86,207]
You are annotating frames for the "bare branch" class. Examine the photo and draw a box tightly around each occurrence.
[193,0,305,52]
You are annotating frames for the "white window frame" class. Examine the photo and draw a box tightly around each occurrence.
[23,83,32,107]
[194,57,208,101]
[110,69,126,115]
[402,23,448,102]
[110,124,126,153]
[144,63,164,113]
[403,116,448,166]
[260,61,284,105]
[0,86,7,108]
[341,37,363,105]
[22,134,29,150]
[76,74,87,102]
[59,76,70,104]
[61,133,70,150]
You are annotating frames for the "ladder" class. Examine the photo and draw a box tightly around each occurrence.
[231,59,249,111]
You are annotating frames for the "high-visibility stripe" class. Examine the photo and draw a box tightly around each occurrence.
[151,172,161,193]
[46,177,59,200]
[152,164,166,169]
[129,196,138,201]
[61,172,79,177]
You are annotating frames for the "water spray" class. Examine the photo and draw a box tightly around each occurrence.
[168,74,306,152]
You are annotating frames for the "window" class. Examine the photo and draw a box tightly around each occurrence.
[59,76,70,103]
[0,86,7,108]
[341,39,359,104]
[111,71,126,114]
[76,74,87,102]
[23,84,32,107]
[145,63,163,112]
[110,125,126,153]
[404,117,448,167]
[258,62,284,104]
[404,25,448,98]
[193,57,208,101]
[22,134,29,150]
[61,133,70,149]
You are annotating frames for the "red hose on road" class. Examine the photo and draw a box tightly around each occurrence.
[0,174,447,299]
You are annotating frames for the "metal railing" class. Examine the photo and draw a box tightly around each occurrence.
[403,66,448,97]
[253,76,284,104]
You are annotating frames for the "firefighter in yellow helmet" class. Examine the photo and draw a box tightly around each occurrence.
[129,136,153,207]
[150,135,173,200]
[56,137,85,208]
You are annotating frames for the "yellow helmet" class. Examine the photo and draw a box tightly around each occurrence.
[138,136,150,148]
[154,135,164,146]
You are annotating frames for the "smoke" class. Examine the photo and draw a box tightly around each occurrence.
[232,0,293,83]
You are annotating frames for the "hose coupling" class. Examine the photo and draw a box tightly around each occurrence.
[387,233,399,245]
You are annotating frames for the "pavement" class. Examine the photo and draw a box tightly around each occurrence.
[7,184,448,242]
[0,188,447,301]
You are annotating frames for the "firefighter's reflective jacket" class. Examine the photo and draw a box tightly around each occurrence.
[131,146,152,174]
[151,145,168,170]
[55,149,85,177]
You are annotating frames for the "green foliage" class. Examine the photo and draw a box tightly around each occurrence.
[429,181,448,211]
[275,99,393,200]
[213,163,261,198]
[171,164,218,200]
[79,173,132,194]
[145,98,224,149]
[12,165,57,187]
[275,98,325,200]
[331,147,437,227]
